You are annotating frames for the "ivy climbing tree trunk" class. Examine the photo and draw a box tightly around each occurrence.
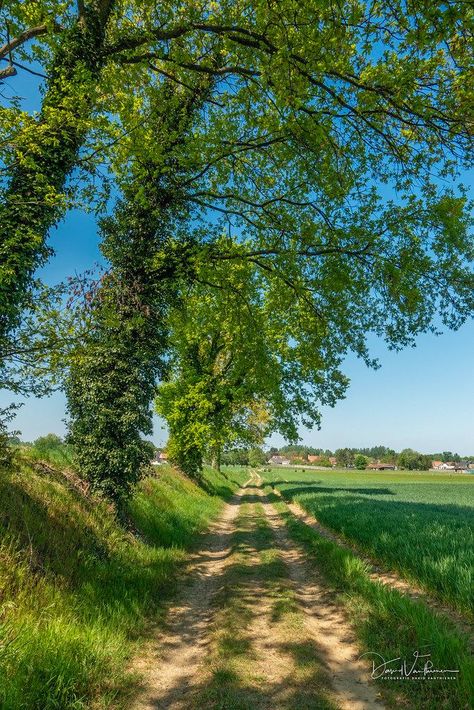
[65,184,185,502]
[0,1,115,343]
[66,82,211,501]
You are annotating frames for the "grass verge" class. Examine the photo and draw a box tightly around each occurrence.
[0,454,247,709]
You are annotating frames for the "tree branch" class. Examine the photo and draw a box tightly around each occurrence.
[120,51,259,79]
[0,24,50,59]
[0,57,48,78]
[0,64,15,80]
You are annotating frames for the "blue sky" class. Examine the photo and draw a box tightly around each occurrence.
[1,66,473,455]
[3,203,472,454]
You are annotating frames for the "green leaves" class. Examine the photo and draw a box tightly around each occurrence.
[1,1,472,496]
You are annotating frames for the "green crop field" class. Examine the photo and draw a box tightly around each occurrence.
[259,467,474,616]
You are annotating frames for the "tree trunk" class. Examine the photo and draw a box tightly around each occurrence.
[211,446,221,472]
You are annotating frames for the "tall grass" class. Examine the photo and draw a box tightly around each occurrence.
[0,453,247,709]
[21,434,75,469]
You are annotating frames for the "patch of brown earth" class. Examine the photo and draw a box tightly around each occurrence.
[189,488,341,709]
[131,486,246,709]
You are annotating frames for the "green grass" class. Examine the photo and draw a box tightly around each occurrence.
[269,491,474,710]
[260,467,474,616]
[0,453,248,709]
[19,438,75,469]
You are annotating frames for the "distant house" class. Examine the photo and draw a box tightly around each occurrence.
[268,455,291,466]
[437,461,470,472]
[367,462,396,470]
[431,460,443,470]
[307,455,320,463]
[329,456,337,467]
[151,451,168,466]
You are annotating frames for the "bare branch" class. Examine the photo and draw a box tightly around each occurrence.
[0,58,48,78]
[0,63,15,80]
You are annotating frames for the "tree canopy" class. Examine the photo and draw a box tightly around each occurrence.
[2,0,472,335]
[0,1,472,494]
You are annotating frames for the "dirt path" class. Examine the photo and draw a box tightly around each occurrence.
[132,485,246,709]
[255,484,384,710]
[131,475,385,710]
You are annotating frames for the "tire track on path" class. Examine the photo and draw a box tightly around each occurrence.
[132,483,249,709]
[254,482,385,710]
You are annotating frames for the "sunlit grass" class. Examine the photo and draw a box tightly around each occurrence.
[0,454,247,709]
[261,467,474,615]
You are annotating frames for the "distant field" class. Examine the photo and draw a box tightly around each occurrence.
[259,467,474,616]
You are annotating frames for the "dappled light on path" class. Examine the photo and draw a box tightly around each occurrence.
[132,475,385,709]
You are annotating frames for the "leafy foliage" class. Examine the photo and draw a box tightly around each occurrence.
[354,453,368,470]
[0,405,20,470]
[65,82,212,499]
[64,204,171,501]
[0,1,115,342]
[397,448,432,471]
[247,447,267,467]
[156,259,278,477]
[1,0,473,345]
[1,1,473,497]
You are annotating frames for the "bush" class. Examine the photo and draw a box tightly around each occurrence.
[248,447,267,467]
[354,454,368,470]
[0,406,19,470]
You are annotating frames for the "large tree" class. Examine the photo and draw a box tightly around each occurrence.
[1,1,472,494]
[0,1,116,342]
[155,257,296,478]
[64,81,211,501]
[1,0,472,347]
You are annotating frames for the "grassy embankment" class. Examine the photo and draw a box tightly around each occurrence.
[0,442,248,709]
[261,467,474,615]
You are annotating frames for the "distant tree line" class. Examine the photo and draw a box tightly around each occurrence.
[218,443,472,471]
[9,434,473,474]
[219,447,267,468]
